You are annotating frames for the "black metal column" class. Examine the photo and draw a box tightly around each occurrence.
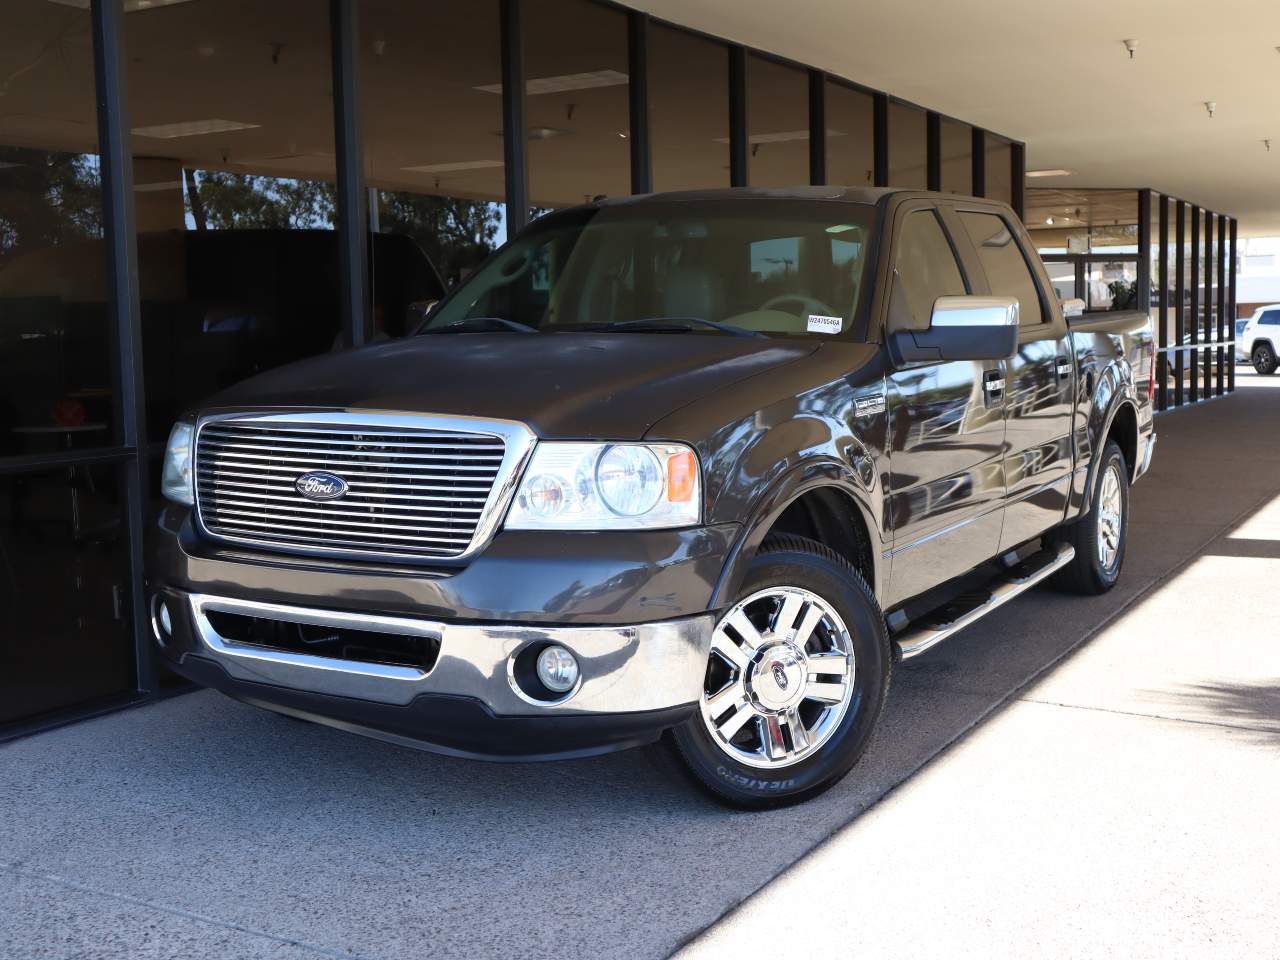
[1174,202,1185,407]
[1216,214,1227,396]
[728,46,748,187]
[872,93,888,187]
[808,70,826,186]
[627,11,651,195]
[1137,188,1151,320]
[1189,205,1200,403]
[90,0,156,693]
[1203,211,1214,398]
[970,127,985,198]
[330,0,370,347]
[1010,142,1025,219]
[925,112,941,191]
[1157,195,1169,411]
[1229,218,1238,392]
[500,0,528,232]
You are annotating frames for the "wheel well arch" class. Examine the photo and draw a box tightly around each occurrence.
[1106,400,1139,480]
[761,486,877,592]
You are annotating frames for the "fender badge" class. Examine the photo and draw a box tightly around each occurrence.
[854,393,886,417]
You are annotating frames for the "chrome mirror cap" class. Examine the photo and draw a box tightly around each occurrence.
[930,295,1019,328]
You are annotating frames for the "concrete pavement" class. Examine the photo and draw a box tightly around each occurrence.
[2,374,1278,960]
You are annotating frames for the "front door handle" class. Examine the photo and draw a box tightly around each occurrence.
[982,370,1005,405]
[1055,356,1072,380]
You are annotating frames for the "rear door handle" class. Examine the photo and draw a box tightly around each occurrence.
[1055,356,1072,380]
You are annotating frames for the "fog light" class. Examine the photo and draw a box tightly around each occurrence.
[151,595,173,644]
[536,645,579,694]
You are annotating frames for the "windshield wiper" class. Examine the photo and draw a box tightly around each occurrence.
[422,316,539,335]
[587,316,765,339]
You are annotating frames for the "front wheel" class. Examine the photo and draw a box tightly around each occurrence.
[1051,440,1130,595]
[1253,343,1278,375]
[670,535,891,809]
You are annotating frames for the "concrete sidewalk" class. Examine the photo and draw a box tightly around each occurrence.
[2,375,1278,960]
[680,377,1280,959]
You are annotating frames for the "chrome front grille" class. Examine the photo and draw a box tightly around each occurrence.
[194,412,534,561]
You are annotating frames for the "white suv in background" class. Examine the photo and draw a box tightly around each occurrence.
[1240,304,1280,374]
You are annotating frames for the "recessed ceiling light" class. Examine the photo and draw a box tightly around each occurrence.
[132,118,260,138]
[1026,169,1073,178]
[402,159,503,174]
[528,126,569,140]
[476,69,629,96]
[46,0,195,10]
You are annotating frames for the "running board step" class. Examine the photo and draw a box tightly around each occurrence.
[893,543,1076,661]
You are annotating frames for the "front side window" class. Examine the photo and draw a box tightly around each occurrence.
[959,211,1044,325]
[421,201,875,339]
[888,210,967,332]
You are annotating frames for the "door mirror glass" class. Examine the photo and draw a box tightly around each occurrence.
[889,295,1019,366]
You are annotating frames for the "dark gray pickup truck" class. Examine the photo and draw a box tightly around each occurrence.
[147,187,1155,807]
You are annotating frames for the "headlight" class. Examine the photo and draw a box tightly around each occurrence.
[161,420,195,506]
[506,442,700,530]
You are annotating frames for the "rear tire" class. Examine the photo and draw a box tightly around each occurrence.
[1051,440,1129,595]
[1253,343,1278,375]
[670,534,891,809]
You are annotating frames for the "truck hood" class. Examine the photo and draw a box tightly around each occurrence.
[204,332,820,439]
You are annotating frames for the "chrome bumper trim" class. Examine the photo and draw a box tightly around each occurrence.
[1136,431,1157,480]
[186,593,712,716]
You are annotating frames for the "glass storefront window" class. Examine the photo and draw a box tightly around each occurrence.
[825,81,874,189]
[0,463,133,726]
[939,118,970,195]
[888,100,926,189]
[362,0,506,290]
[650,25,729,192]
[125,0,342,444]
[746,55,808,188]
[985,135,1013,205]
[526,0,630,209]
[0,1,112,458]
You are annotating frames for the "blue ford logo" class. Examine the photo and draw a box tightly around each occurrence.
[295,471,349,501]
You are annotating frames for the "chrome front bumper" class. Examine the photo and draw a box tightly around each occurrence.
[180,593,713,717]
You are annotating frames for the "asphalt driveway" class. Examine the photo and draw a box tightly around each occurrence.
[3,374,1278,960]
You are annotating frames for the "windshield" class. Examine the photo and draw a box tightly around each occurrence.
[421,200,875,338]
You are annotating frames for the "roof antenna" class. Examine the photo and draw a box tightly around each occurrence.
[1123,39,1138,59]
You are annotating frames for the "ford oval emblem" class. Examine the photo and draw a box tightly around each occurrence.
[295,471,349,501]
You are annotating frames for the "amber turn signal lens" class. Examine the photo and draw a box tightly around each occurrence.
[666,450,696,502]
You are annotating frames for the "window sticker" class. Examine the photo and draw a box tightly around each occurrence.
[806,314,843,335]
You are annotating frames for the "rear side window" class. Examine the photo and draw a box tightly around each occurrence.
[889,210,967,332]
[958,211,1044,326]
[1261,310,1280,326]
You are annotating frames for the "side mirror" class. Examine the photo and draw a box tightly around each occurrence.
[889,296,1019,365]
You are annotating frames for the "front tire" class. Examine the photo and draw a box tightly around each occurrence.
[1253,343,1278,375]
[1051,440,1130,595]
[670,535,891,809]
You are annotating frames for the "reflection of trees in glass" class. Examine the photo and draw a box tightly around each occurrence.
[378,191,501,285]
[0,147,102,265]
[183,170,336,230]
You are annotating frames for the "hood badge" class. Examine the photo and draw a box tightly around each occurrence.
[854,393,886,417]
[295,471,350,502]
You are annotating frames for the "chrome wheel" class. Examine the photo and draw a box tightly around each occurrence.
[1096,463,1124,572]
[699,586,856,770]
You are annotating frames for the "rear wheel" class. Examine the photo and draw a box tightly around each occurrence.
[670,535,891,809]
[1253,343,1278,375]
[1051,440,1129,595]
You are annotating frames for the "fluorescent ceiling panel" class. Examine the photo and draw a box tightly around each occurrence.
[402,160,504,174]
[713,129,845,145]
[476,69,629,96]
[133,119,260,139]
[46,0,195,10]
